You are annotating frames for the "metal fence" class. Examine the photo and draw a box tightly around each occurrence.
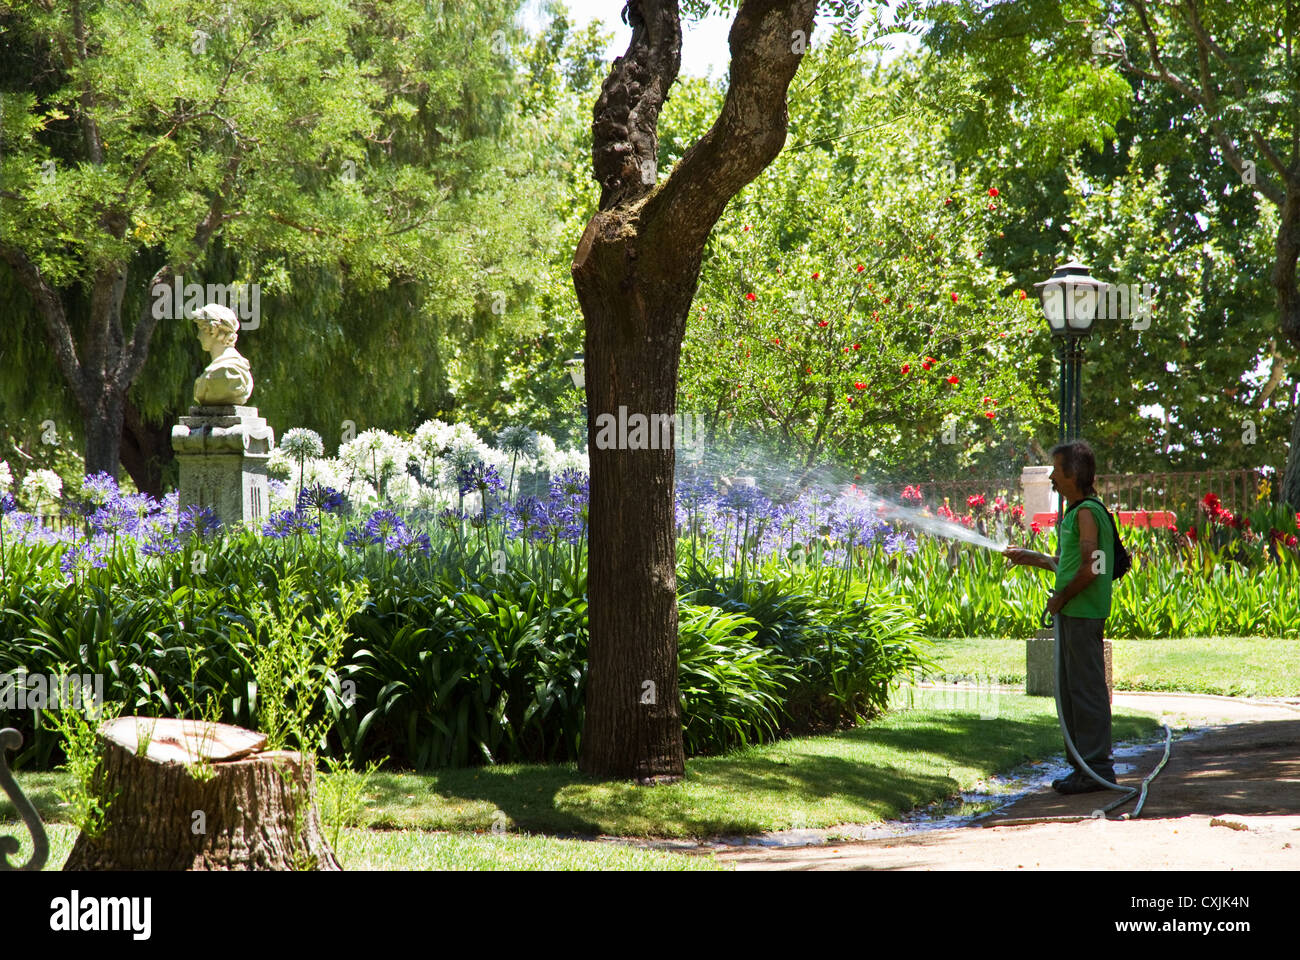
[1095,469,1263,521]
[871,469,1266,521]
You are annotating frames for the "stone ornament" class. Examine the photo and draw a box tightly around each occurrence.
[191,303,253,406]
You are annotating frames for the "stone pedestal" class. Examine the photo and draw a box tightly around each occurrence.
[172,406,275,527]
[1020,465,1055,518]
[1026,635,1112,702]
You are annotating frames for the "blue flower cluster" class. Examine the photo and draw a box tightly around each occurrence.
[499,470,589,544]
[0,472,220,572]
[676,478,917,564]
[342,509,431,556]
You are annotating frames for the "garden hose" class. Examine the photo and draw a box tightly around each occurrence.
[1044,607,1172,820]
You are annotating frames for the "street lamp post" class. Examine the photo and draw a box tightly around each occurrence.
[1034,260,1106,446]
[1034,260,1107,525]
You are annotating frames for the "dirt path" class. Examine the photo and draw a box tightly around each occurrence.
[711,693,1300,871]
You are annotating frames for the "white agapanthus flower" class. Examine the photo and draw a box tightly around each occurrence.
[339,429,410,487]
[267,447,294,479]
[413,419,457,460]
[533,435,560,472]
[0,460,12,493]
[301,457,346,492]
[382,473,422,509]
[21,468,62,507]
[280,427,324,461]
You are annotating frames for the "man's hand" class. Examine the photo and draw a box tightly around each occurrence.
[1005,546,1043,567]
[1045,591,1066,615]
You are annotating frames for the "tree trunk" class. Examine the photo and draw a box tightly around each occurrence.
[1275,188,1300,511]
[63,719,340,871]
[574,0,817,781]
[576,260,693,782]
[80,389,126,482]
[1280,393,1300,512]
[120,398,174,497]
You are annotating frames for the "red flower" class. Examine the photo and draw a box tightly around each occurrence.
[854,381,866,390]
[872,311,880,320]
[901,364,911,374]
[950,293,959,303]
[856,264,865,273]
[853,343,860,351]
[745,292,756,301]
[772,337,780,345]
[1011,505,1025,520]
[818,320,829,327]
[985,411,995,419]
[806,367,812,373]
[967,494,986,510]
[944,197,953,206]
[922,361,932,370]
[901,485,923,503]
[1018,290,1027,300]
[812,272,821,279]
[883,297,891,304]
[947,375,959,385]
[988,187,999,197]
[1030,520,1042,534]
[1287,534,1299,548]
[987,203,997,211]
[743,225,750,232]
[982,396,992,405]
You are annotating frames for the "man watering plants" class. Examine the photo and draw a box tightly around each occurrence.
[1004,440,1117,795]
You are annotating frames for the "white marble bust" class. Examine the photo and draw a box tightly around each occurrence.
[191,304,253,406]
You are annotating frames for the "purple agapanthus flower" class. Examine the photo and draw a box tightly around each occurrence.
[60,539,109,577]
[176,506,219,538]
[298,484,347,514]
[263,508,319,539]
[455,462,506,497]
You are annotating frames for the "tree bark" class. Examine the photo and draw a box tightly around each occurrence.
[64,721,339,871]
[574,0,817,781]
[120,398,175,497]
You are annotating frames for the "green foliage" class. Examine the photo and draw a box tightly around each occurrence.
[41,697,121,840]
[237,575,368,753]
[672,38,1052,480]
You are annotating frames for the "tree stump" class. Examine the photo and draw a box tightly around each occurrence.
[63,718,340,871]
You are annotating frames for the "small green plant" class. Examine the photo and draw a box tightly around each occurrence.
[236,575,368,753]
[317,754,385,852]
[43,693,122,839]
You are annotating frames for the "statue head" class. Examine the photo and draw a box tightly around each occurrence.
[191,303,240,351]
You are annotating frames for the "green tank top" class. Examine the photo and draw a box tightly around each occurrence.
[1055,497,1114,619]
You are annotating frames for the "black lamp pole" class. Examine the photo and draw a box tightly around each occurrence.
[1035,260,1106,524]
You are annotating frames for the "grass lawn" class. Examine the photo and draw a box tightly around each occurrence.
[4,688,1163,861]
[925,635,1300,697]
[5,823,725,871]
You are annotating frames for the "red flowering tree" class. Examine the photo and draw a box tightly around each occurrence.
[679,41,1049,480]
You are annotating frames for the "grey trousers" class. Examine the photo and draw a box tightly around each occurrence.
[1057,614,1114,777]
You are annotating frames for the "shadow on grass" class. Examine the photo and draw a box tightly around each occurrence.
[359,707,1160,839]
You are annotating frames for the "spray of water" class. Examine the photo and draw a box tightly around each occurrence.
[674,432,1012,554]
[863,498,1009,552]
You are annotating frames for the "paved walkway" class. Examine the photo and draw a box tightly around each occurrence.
[708,693,1300,870]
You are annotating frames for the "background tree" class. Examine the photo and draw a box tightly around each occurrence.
[675,41,1048,484]
[922,0,1300,503]
[0,0,550,491]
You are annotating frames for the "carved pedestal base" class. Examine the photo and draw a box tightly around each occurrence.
[172,405,275,527]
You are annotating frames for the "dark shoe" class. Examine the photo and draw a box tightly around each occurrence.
[1055,773,1112,795]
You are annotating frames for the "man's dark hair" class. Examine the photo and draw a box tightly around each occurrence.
[1050,440,1097,494]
